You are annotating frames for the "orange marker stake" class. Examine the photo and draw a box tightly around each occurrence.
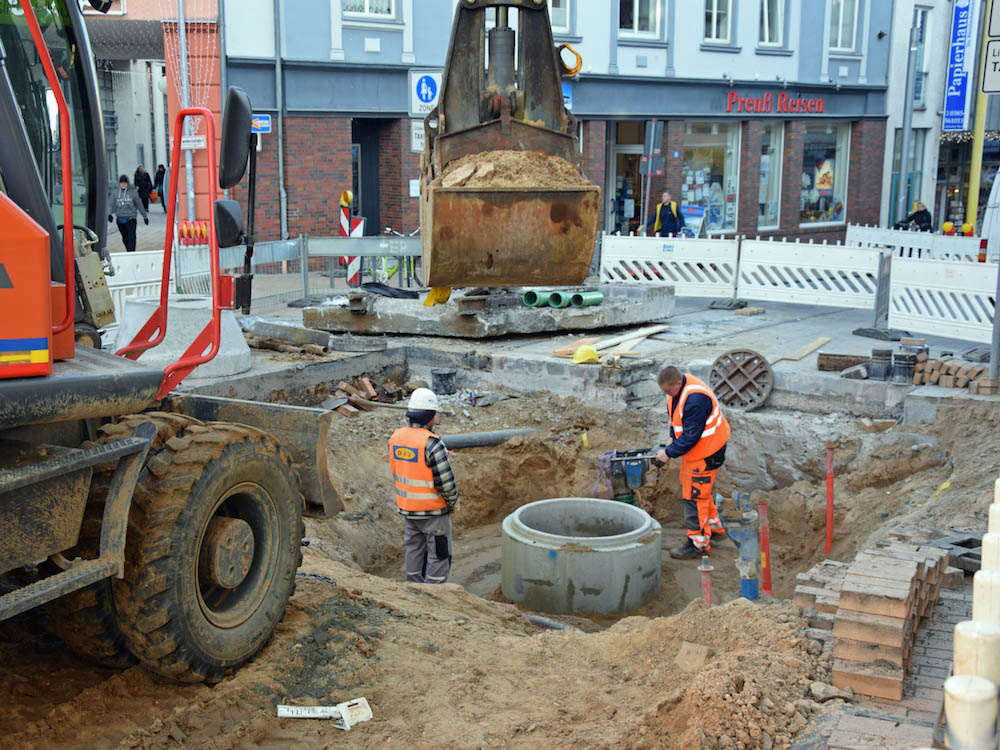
[759,500,773,595]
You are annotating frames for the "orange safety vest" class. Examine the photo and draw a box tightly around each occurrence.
[666,374,730,461]
[388,426,447,513]
[653,201,679,234]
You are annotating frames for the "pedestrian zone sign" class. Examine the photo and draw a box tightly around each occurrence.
[408,70,442,117]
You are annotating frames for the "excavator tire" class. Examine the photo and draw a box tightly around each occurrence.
[112,422,304,683]
[45,412,202,668]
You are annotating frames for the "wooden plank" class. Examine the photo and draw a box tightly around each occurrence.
[771,336,832,364]
[553,337,600,358]
[591,324,670,352]
[817,352,870,372]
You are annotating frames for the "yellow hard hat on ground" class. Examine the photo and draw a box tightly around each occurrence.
[572,345,599,364]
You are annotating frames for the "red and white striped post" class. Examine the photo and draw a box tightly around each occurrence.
[340,190,360,286]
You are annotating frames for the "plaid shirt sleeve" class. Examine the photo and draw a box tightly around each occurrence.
[425,436,459,508]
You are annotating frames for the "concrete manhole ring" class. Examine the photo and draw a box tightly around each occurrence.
[709,348,773,412]
[501,498,662,615]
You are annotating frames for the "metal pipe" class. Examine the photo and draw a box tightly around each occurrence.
[895,24,919,225]
[698,555,714,606]
[217,0,229,199]
[275,0,288,239]
[441,429,540,450]
[968,3,992,230]
[177,0,196,222]
[570,291,604,307]
[497,7,508,27]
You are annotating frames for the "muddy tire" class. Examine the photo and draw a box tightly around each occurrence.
[74,323,101,349]
[113,423,304,683]
[44,412,201,668]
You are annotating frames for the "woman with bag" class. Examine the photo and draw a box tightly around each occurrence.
[108,174,148,252]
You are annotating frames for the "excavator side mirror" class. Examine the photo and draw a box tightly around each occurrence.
[213,200,244,248]
[218,87,253,189]
[88,0,113,12]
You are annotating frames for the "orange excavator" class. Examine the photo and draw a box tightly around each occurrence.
[420,0,599,287]
[0,0,333,682]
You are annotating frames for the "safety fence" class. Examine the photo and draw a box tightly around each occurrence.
[845,224,985,262]
[600,234,997,343]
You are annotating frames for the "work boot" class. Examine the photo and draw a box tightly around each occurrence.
[669,539,701,559]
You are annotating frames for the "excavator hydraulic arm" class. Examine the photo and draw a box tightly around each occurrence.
[420,0,599,288]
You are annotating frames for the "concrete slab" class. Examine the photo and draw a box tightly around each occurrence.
[301,284,675,338]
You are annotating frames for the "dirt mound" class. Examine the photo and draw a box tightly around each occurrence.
[435,150,589,189]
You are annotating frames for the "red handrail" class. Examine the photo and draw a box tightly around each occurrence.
[19,0,74,335]
[116,107,231,398]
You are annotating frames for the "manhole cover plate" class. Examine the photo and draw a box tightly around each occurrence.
[709,349,773,411]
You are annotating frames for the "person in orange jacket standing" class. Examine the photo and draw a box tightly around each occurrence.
[655,366,730,559]
[388,388,459,583]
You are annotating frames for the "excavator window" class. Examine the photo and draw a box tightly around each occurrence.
[0,1,98,231]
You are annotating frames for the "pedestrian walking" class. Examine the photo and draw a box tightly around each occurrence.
[655,366,731,559]
[388,388,459,584]
[154,164,167,213]
[108,175,148,252]
[645,190,686,237]
[133,165,153,212]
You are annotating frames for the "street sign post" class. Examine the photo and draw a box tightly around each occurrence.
[408,70,442,118]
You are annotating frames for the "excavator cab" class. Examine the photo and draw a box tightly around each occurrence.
[420,0,600,288]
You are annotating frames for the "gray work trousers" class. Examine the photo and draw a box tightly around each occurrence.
[402,514,452,584]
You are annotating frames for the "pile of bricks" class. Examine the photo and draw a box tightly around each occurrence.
[829,541,951,700]
[794,559,848,634]
[913,355,997,394]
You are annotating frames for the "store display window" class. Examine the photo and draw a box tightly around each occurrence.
[682,121,740,234]
[800,123,849,225]
[759,124,782,228]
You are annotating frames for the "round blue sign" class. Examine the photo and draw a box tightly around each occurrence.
[416,75,437,104]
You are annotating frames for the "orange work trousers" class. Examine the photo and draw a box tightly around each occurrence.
[679,456,725,551]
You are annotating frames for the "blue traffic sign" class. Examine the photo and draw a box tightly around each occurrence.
[251,114,272,134]
[416,75,437,104]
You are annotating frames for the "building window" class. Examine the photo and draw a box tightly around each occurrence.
[829,0,857,51]
[343,0,394,18]
[890,128,927,225]
[619,0,659,37]
[549,0,570,34]
[759,124,783,228]
[704,0,731,44]
[759,0,782,46]
[800,123,849,225]
[683,122,740,234]
[913,7,929,107]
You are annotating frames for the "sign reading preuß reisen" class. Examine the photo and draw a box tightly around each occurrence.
[725,91,826,114]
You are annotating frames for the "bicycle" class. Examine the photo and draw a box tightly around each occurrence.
[376,226,422,287]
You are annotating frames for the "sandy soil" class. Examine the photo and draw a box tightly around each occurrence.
[435,150,589,189]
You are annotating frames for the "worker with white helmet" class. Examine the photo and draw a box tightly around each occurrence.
[388,387,459,583]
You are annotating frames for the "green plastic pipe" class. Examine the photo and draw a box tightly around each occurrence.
[570,291,604,307]
[523,290,552,307]
[548,291,572,308]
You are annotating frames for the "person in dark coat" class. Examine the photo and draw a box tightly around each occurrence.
[133,165,154,211]
[108,174,148,252]
[154,164,167,213]
[895,201,933,232]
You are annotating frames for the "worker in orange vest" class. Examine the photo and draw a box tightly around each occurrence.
[388,388,459,583]
[655,366,731,559]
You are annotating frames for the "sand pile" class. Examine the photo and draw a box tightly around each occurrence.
[435,150,589,189]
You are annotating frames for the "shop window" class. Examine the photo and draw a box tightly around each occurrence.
[611,122,647,236]
[890,128,927,225]
[682,122,740,234]
[829,0,857,52]
[913,8,929,107]
[800,123,849,225]
[344,0,394,18]
[759,0,782,46]
[704,0,730,44]
[759,124,783,229]
[549,0,570,34]
[619,0,660,38]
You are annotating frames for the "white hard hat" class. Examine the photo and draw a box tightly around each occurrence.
[408,387,439,412]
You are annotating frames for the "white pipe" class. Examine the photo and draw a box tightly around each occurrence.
[177,0,196,221]
[972,570,1000,627]
[954,620,1000,685]
[275,0,288,240]
[944,674,998,750]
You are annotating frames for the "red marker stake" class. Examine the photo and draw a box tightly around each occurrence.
[825,442,835,556]
[699,555,714,606]
[759,500,773,595]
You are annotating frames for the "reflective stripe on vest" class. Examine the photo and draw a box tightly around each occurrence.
[666,374,730,460]
[388,426,447,513]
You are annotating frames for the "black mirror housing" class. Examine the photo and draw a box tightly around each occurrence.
[214,199,244,248]
[219,87,253,189]
[88,0,113,12]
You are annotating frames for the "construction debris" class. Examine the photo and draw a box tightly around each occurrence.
[817,353,871,372]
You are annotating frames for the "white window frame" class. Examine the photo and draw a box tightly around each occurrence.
[548,0,571,35]
[759,0,783,47]
[830,0,858,52]
[343,0,395,20]
[619,0,661,39]
[704,0,731,44]
[913,7,929,107]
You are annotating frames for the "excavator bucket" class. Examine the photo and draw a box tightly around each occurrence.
[420,0,600,288]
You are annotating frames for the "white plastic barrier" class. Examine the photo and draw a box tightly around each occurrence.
[846,224,984,262]
[599,235,739,297]
[736,239,882,309]
[888,258,997,343]
[106,250,171,324]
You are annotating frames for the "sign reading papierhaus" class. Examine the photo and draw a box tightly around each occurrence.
[725,91,827,115]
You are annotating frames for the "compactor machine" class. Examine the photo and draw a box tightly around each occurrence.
[420,0,600,287]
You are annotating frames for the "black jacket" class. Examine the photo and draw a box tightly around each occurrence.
[646,201,686,236]
[134,170,154,199]
[900,208,932,232]
[153,168,165,190]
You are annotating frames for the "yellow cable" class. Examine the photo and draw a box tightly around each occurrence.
[557,43,582,78]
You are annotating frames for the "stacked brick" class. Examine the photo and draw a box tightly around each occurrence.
[913,356,997,394]
[829,542,950,700]
[794,559,847,635]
